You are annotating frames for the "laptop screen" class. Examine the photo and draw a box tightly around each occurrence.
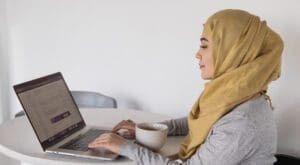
[14,72,85,150]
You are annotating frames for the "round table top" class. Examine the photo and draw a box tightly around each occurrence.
[0,108,183,165]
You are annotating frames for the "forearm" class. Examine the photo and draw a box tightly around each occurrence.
[160,117,189,136]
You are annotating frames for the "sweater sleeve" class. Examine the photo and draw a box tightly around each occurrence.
[119,115,257,165]
[160,117,189,136]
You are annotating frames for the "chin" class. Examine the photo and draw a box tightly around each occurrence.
[201,74,212,80]
[201,75,208,80]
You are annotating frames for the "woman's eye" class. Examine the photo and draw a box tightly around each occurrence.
[200,45,207,48]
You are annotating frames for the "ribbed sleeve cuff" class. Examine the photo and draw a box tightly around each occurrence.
[119,140,139,160]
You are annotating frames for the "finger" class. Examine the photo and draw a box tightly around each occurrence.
[122,131,130,137]
[112,127,121,133]
[123,131,132,136]
[123,134,133,139]
[91,133,110,143]
[88,140,107,148]
[92,137,109,143]
[112,120,127,132]
[89,134,113,145]
[95,133,109,139]
[89,140,105,147]
[123,131,130,135]
[113,125,135,133]
[113,120,131,128]
[127,119,134,123]
[122,131,134,138]
[93,133,113,141]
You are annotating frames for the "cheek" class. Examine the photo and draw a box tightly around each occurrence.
[204,52,214,72]
[207,59,214,75]
[207,58,213,68]
[207,51,214,67]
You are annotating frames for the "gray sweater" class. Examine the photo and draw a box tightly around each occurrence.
[120,95,277,165]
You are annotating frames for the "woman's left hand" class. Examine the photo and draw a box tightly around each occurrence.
[88,133,126,154]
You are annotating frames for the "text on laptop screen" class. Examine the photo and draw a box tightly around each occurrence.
[18,79,83,143]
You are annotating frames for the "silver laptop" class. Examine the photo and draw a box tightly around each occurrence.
[13,72,119,160]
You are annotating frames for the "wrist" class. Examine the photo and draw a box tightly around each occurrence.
[119,140,138,159]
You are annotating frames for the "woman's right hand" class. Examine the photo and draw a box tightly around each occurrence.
[112,119,136,139]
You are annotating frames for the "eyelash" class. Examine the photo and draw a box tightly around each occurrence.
[200,45,207,48]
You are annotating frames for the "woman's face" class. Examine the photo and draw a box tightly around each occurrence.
[195,33,214,80]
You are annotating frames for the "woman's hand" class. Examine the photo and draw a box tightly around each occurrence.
[112,119,136,139]
[88,133,126,154]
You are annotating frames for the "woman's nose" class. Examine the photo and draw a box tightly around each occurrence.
[196,51,202,60]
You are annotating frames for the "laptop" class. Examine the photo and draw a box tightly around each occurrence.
[13,72,119,160]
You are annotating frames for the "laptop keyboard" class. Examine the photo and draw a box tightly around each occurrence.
[59,129,107,152]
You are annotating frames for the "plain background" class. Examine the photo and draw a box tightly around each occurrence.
[1,0,299,164]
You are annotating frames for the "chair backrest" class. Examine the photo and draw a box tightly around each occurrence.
[15,91,117,118]
[71,91,117,108]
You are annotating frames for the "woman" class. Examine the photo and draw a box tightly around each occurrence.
[89,9,284,164]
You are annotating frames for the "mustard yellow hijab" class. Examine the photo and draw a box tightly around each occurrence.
[178,9,284,160]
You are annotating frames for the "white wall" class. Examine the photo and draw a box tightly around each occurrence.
[1,0,300,161]
[0,0,10,123]
[0,0,19,164]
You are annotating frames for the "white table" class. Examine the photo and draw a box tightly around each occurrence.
[0,108,183,165]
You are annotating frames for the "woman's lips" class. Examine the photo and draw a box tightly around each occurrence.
[200,65,205,69]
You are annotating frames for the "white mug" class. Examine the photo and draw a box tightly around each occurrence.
[135,123,168,151]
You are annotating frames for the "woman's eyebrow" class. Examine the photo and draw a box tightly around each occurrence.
[200,37,208,42]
